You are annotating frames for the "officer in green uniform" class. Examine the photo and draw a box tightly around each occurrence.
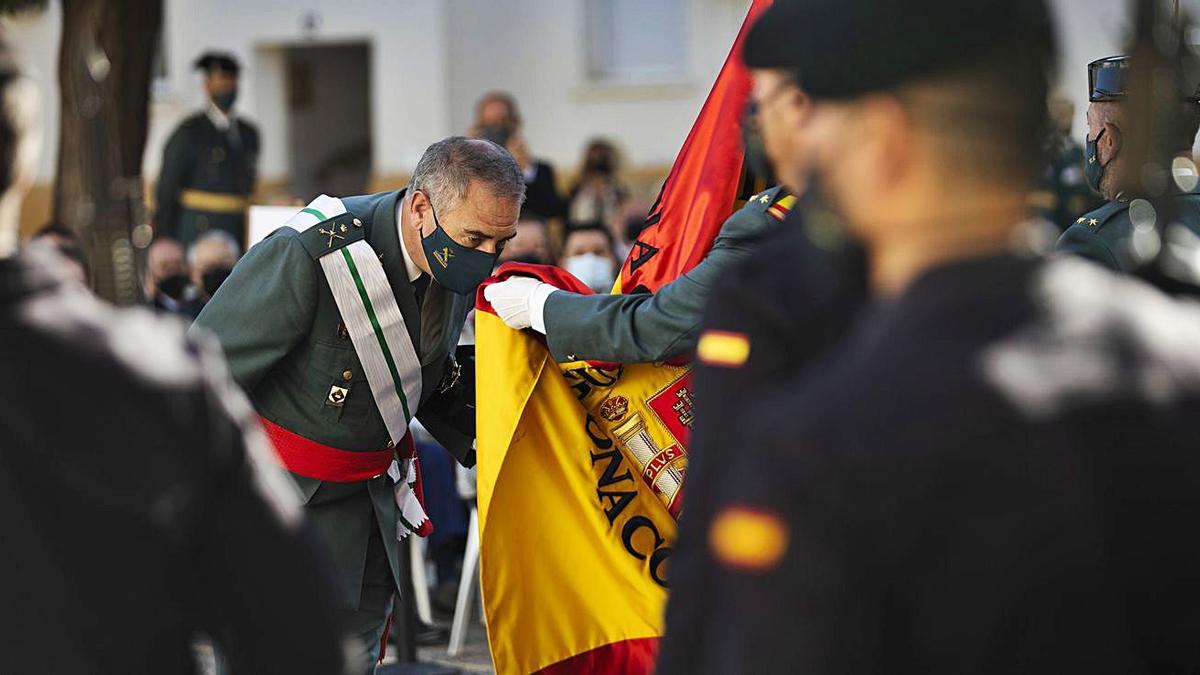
[1057,55,1200,270]
[192,137,523,672]
[483,186,794,363]
[156,52,259,249]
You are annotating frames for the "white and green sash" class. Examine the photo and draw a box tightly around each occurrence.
[284,194,428,538]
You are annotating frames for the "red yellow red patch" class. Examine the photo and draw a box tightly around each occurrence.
[708,505,789,572]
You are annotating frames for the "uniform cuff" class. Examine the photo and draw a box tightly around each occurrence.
[529,284,558,334]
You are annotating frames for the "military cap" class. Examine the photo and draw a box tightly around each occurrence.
[742,0,1054,99]
[1089,54,1200,102]
[194,51,240,75]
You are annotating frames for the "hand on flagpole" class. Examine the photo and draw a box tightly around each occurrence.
[484,277,557,333]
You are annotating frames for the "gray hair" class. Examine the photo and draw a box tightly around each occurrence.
[410,136,525,214]
[187,229,241,267]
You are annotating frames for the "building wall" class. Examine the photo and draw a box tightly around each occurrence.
[6,0,1200,235]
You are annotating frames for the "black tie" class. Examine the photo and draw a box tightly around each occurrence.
[412,274,430,307]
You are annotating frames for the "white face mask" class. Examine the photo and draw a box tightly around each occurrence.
[564,253,616,293]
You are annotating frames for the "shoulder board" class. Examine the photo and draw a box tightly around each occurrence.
[296,211,368,259]
[1071,199,1130,232]
[744,185,784,213]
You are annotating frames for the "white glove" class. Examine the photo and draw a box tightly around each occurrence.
[483,277,557,333]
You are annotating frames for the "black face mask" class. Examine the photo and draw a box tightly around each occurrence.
[212,88,238,112]
[419,195,500,295]
[1085,128,1112,194]
[201,266,233,298]
[741,100,778,186]
[157,273,190,301]
[587,156,614,175]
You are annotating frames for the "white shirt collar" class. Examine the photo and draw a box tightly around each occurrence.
[396,197,425,283]
[206,101,234,130]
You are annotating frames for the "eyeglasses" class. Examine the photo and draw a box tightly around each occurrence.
[1088,54,1200,103]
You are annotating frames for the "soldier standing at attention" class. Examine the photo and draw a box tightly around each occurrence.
[193,136,522,672]
[156,52,259,249]
[1056,55,1200,270]
[660,0,1200,672]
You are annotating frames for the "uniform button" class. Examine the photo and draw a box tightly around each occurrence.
[342,369,353,381]
[353,218,363,228]
[567,353,577,361]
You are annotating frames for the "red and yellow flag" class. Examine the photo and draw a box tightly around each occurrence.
[475,2,771,672]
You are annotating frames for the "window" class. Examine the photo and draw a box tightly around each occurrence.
[585,0,688,85]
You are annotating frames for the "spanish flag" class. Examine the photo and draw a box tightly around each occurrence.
[475,2,770,672]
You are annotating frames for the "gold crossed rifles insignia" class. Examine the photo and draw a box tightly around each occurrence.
[319,223,350,248]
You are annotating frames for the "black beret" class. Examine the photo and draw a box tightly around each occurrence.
[742,0,1054,99]
[194,51,240,75]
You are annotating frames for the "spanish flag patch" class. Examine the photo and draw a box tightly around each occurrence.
[709,505,789,572]
[697,330,751,368]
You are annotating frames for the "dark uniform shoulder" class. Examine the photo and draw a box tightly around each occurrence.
[1056,198,1133,270]
[293,210,368,259]
[719,186,795,243]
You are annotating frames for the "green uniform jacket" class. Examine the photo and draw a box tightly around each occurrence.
[156,112,259,248]
[191,189,473,607]
[543,186,790,363]
[1057,189,1200,271]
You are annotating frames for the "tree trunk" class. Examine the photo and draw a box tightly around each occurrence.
[54,0,161,305]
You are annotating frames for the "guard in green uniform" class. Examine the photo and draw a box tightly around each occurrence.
[1057,55,1200,270]
[483,187,794,363]
[156,52,259,249]
[192,137,523,672]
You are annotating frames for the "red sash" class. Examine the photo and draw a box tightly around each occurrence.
[259,416,404,482]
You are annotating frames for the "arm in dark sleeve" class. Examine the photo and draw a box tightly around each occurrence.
[190,231,317,393]
[542,233,760,363]
[155,125,191,240]
[187,352,350,674]
[416,347,476,467]
[1056,223,1122,270]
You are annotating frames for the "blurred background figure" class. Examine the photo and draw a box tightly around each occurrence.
[568,138,628,227]
[1033,96,1100,231]
[156,51,259,250]
[187,228,240,310]
[472,91,567,226]
[28,221,88,287]
[144,236,195,317]
[498,216,554,265]
[0,32,350,675]
[559,223,618,292]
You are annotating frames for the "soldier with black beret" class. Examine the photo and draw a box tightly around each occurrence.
[1056,55,1200,270]
[156,51,259,249]
[659,1,1200,673]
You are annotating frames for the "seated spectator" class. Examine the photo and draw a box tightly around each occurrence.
[188,229,241,308]
[144,236,196,317]
[498,217,553,266]
[568,138,628,227]
[471,91,566,223]
[28,222,88,287]
[560,223,619,293]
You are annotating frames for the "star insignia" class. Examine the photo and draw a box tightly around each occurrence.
[759,193,771,204]
[1089,218,1099,227]
[1076,217,1086,224]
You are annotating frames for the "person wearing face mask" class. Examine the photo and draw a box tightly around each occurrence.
[559,223,619,293]
[193,136,523,672]
[567,138,629,226]
[144,236,196,316]
[156,51,260,250]
[187,229,241,313]
[1056,55,1200,271]
[660,0,1200,672]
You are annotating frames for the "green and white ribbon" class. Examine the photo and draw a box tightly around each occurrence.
[285,195,428,538]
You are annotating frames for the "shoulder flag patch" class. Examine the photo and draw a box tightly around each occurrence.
[697,330,751,368]
[709,505,789,572]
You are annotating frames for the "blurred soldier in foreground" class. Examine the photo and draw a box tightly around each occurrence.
[156,52,259,249]
[194,137,518,670]
[0,39,348,673]
[1057,55,1200,270]
[660,1,1200,672]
